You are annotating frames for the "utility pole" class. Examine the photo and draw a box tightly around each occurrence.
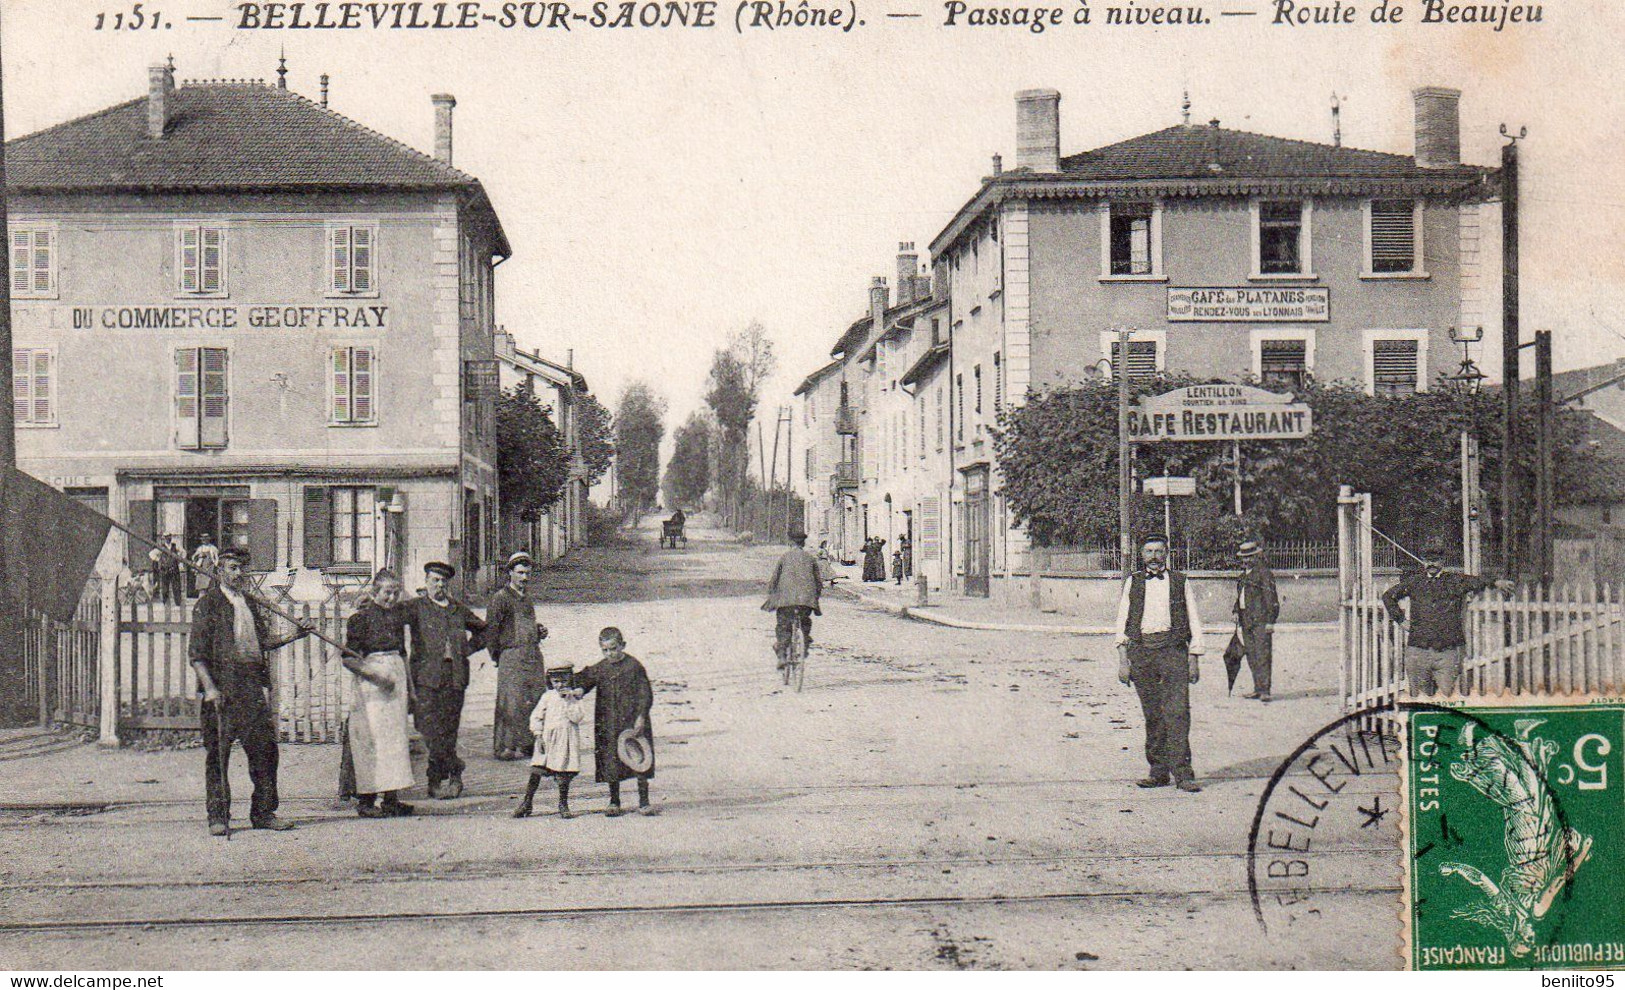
[1535,330,1554,584]
[1500,126,1525,579]
[1117,327,1133,571]
[0,34,25,727]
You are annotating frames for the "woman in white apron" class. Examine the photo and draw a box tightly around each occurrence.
[343,569,416,818]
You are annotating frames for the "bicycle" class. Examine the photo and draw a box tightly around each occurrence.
[780,613,808,693]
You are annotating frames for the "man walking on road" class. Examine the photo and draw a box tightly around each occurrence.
[1233,540,1279,703]
[403,561,487,799]
[764,528,821,669]
[1116,535,1207,793]
[1382,539,1513,696]
[189,548,314,835]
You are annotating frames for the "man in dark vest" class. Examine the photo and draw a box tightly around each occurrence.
[1115,535,1208,793]
[1233,540,1280,702]
[403,560,488,799]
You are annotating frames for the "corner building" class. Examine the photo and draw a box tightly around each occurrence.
[8,65,510,593]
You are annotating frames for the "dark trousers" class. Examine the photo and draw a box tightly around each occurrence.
[1240,623,1273,695]
[200,664,280,826]
[775,606,814,659]
[158,570,183,605]
[415,684,467,786]
[1128,641,1194,782]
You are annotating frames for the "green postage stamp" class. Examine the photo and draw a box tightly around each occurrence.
[1402,696,1624,970]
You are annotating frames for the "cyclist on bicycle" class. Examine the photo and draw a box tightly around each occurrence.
[763,527,822,670]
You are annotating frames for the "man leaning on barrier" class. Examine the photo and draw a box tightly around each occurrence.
[1381,538,1514,696]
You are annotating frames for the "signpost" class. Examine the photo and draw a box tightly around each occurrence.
[1144,476,1196,544]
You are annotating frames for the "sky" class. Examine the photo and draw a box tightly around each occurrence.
[6,0,1625,440]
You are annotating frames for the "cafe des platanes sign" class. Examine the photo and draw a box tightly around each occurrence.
[1126,384,1314,443]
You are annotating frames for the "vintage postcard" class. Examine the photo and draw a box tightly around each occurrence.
[1,0,1623,974]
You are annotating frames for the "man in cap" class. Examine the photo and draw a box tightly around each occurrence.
[189,547,314,835]
[1115,535,1207,793]
[763,527,822,669]
[1382,538,1513,695]
[1233,540,1280,702]
[403,561,488,799]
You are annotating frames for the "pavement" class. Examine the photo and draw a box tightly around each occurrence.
[0,517,1393,970]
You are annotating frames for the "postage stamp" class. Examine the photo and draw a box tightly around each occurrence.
[1400,695,1625,970]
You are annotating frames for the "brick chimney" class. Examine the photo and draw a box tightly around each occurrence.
[1015,89,1061,173]
[147,63,175,139]
[431,93,456,164]
[1413,86,1461,169]
[895,243,920,306]
[869,277,889,332]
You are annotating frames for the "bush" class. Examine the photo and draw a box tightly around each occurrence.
[585,502,626,546]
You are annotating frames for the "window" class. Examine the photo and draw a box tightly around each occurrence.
[956,374,964,442]
[1372,339,1421,396]
[974,364,983,415]
[328,225,376,295]
[331,487,377,566]
[222,499,252,555]
[330,346,377,425]
[993,351,1003,413]
[935,386,945,451]
[12,348,55,426]
[175,346,229,449]
[10,227,56,298]
[1109,340,1159,381]
[1253,199,1312,277]
[1366,199,1424,275]
[1103,203,1161,278]
[1259,340,1308,389]
[176,225,227,296]
[918,394,927,459]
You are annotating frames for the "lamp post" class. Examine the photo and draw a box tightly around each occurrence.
[1448,326,1487,574]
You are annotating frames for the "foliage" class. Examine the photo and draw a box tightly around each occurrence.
[664,412,713,510]
[575,392,616,488]
[996,374,1601,554]
[704,322,777,524]
[495,383,570,522]
[584,500,626,547]
[614,382,668,514]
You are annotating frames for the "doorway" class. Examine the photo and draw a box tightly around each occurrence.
[963,468,990,597]
[156,486,250,596]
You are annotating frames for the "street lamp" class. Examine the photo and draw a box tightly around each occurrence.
[1447,326,1486,573]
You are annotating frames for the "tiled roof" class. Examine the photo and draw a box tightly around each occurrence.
[1551,358,1625,404]
[1057,124,1486,183]
[1565,411,1625,505]
[7,82,478,192]
[794,360,843,396]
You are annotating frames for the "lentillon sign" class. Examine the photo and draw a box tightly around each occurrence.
[1166,287,1329,322]
[1126,384,1314,443]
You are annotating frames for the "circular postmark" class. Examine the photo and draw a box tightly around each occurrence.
[1247,700,1591,969]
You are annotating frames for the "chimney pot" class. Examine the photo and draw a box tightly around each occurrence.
[896,243,921,307]
[431,93,457,164]
[1209,118,1221,129]
[992,153,1003,175]
[1014,89,1061,173]
[147,63,175,139]
[320,73,330,107]
[869,277,889,328]
[1413,86,1462,169]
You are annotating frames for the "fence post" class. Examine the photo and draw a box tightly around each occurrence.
[98,581,121,748]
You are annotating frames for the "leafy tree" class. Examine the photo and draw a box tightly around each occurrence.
[496,383,570,523]
[576,392,616,488]
[664,412,712,510]
[704,322,777,526]
[615,382,667,515]
[996,375,1599,558]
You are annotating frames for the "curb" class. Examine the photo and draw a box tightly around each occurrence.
[831,585,1339,635]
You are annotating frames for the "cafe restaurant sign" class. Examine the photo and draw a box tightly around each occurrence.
[1166,287,1329,322]
[1126,384,1313,443]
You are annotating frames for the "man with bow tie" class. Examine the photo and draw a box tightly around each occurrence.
[1115,535,1207,793]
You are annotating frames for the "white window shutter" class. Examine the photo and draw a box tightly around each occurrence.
[13,348,30,425]
[330,227,351,293]
[201,228,223,293]
[32,230,53,294]
[331,347,351,422]
[11,232,31,296]
[201,347,228,448]
[175,348,200,448]
[351,227,373,292]
[353,347,374,422]
[179,227,200,294]
[31,351,51,423]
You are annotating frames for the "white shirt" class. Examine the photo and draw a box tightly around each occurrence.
[1114,570,1207,655]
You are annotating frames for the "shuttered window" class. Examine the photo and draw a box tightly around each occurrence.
[303,487,334,568]
[1369,200,1418,273]
[1372,339,1421,396]
[175,347,229,449]
[920,496,941,562]
[1260,340,1308,390]
[10,228,56,298]
[331,487,377,566]
[935,385,944,451]
[1110,340,1159,381]
[330,346,377,424]
[328,225,376,294]
[177,225,227,295]
[12,348,55,426]
[1108,203,1155,276]
[993,351,1003,414]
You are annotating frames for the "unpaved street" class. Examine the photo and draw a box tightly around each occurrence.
[0,521,1397,969]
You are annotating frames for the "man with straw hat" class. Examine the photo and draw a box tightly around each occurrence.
[1232,540,1280,703]
[1381,537,1512,696]
[188,547,314,836]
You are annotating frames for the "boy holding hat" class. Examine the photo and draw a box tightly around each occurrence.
[1232,540,1280,702]
[575,627,655,816]
[402,560,488,798]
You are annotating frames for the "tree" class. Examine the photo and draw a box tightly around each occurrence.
[704,321,777,526]
[614,382,667,516]
[496,383,570,525]
[664,413,712,510]
[576,392,615,488]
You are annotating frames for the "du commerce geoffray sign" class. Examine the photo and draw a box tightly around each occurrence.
[1126,384,1314,443]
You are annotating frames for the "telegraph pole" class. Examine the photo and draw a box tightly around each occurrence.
[1500,126,1525,579]
[1535,330,1554,584]
[1117,327,1133,571]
